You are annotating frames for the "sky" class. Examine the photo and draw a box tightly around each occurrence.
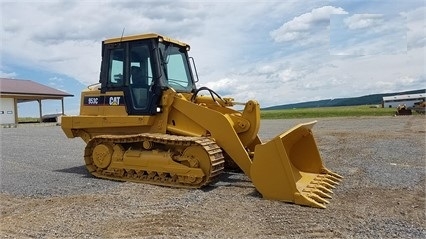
[1,0,425,117]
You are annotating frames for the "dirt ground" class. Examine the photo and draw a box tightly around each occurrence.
[0,116,425,238]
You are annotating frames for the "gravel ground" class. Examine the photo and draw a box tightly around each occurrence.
[0,116,425,238]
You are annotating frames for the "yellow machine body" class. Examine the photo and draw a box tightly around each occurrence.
[62,33,342,208]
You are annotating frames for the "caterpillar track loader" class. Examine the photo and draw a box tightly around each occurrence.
[61,33,342,208]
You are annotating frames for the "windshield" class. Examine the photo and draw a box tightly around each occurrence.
[159,43,194,92]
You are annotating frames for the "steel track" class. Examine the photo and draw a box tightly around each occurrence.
[84,133,225,188]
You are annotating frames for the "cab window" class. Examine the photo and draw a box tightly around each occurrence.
[160,43,194,92]
[129,44,153,86]
[108,48,124,87]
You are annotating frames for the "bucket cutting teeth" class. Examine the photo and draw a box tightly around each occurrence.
[296,170,343,208]
[316,175,341,186]
[330,172,343,180]
[309,193,330,205]
[304,188,332,199]
[306,184,333,196]
[313,179,336,189]
[328,174,343,183]
[321,169,343,181]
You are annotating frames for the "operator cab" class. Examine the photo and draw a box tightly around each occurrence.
[99,33,196,115]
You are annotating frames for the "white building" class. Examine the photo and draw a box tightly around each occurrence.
[382,93,425,108]
[0,98,15,124]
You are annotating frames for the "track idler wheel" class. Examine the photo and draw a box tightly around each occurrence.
[92,142,114,169]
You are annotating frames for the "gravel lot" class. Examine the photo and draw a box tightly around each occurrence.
[1,116,425,238]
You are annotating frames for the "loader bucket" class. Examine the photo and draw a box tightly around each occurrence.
[250,121,342,209]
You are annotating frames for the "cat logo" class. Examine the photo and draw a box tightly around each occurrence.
[109,96,121,106]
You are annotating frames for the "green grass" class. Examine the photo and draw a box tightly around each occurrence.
[18,117,40,123]
[17,106,419,121]
[260,105,400,119]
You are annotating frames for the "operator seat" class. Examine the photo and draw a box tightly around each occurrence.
[130,66,148,108]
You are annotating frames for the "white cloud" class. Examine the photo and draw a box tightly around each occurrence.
[0,70,17,79]
[0,1,211,85]
[330,12,407,55]
[0,1,424,112]
[270,6,347,43]
[402,6,426,50]
[344,14,383,30]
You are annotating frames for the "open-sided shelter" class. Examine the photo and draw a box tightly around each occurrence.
[0,78,73,125]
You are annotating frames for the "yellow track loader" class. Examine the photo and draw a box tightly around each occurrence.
[61,33,342,208]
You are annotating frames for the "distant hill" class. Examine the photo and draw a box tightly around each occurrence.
[263,89,426,110]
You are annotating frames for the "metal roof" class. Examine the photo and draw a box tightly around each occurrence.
[103,32,189,48]
[0,78,73,97]
[382,93,425,101]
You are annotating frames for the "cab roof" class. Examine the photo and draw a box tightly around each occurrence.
[103,33,189,48]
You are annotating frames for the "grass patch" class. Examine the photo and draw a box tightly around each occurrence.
[18,117,40,123]
[261,105,399,119]
[17,106,418,121]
